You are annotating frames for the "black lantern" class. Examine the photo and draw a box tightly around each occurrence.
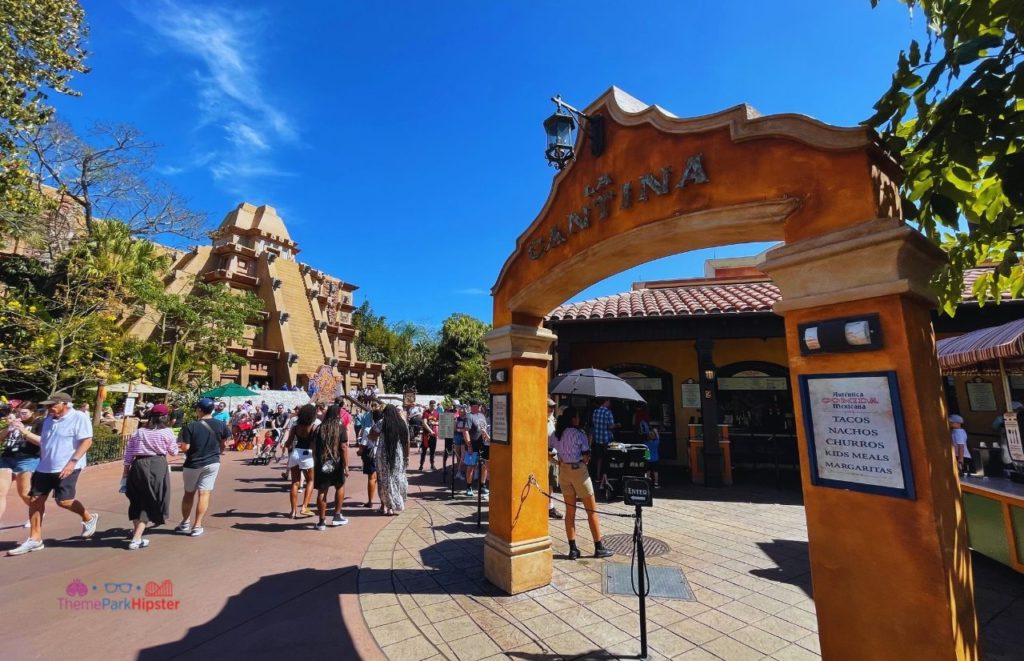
[544,107,576,170]
[543,95,605,170]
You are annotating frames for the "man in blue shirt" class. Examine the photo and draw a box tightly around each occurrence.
[590,398,619,494]
[212,401,231,425]
[8,392,99,556]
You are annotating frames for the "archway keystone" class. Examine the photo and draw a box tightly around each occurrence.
[487,87,979,659]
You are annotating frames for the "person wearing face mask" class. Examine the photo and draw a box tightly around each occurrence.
[7,392,99,556]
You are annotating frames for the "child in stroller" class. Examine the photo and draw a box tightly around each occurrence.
[251,429,278,465]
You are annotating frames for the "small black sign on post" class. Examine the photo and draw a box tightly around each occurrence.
[623,477,653,660]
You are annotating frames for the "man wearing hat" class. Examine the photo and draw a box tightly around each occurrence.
[7,392,99,556]
[176,397,230,538]
[949,414,972,477]
[463,400,490,498]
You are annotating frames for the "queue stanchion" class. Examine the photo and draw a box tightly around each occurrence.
[477,457,484,529]
[623,477,653,661]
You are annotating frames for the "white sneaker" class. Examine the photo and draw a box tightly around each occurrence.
[81,513,99,538]
[175,521,192,534]
[331,514,349,527]
[127,538,150,550]
[7,539,44,556]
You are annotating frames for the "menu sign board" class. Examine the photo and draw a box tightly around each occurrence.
[439,412,455,440]
[718,377,788,391]
[799,372,915,500]
[681,382,701,408]
[1004,412,1024,463]
[490,394,509,444]
[966,379,997,412]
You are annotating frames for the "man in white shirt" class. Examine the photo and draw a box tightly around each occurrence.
[7,392,99,555]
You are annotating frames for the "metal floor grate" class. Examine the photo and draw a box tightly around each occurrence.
[604,563,695,600]
[600,533,671,557]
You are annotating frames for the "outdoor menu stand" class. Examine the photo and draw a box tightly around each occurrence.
[687,424,732,485]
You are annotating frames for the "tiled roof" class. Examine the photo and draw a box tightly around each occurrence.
[548,268,1012,321]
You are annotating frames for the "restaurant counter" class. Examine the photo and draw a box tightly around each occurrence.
[961,476,1024,573]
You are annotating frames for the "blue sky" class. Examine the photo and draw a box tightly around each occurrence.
[54,1,924,329]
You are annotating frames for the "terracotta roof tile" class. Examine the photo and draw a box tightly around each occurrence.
[548,268,1011,321]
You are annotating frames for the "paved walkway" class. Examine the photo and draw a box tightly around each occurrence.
[2,452,1022,660]
[361,476,818,661]
[0,446,391,660]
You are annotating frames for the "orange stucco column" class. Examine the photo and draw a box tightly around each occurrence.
[482,323,558,594]
[762,219,980,660]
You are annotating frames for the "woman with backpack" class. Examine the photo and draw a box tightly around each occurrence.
[312,405,349,530]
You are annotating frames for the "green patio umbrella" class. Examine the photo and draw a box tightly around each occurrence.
[201,383,256,399]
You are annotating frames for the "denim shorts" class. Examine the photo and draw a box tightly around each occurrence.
[0,456,40,474]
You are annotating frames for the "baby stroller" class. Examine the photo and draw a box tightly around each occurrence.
[232,421,256,451]
[251,429,277,465]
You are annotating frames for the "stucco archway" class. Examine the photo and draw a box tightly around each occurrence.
[485,88,978,660]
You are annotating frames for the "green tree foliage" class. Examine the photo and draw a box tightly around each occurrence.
[0,216,263,398]
[437,313,491,402]
[153,280,265,388]
[352,302,490,399]
[0,0,88,230]
[0,219,169,396]
[869,0,1023,313]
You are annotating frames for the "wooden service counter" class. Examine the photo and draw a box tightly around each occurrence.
[688,424,732,485]
[961,478,1024,573]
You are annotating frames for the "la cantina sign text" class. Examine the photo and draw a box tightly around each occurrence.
[527,154,709,261]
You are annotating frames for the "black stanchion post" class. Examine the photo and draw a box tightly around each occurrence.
[477,459,483,529]
[623,476,653,661]
[636,504,648,660]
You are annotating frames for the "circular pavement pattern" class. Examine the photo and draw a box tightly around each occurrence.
[601,533,671,557]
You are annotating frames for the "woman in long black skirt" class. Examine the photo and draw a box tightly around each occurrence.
[121,404,178,550]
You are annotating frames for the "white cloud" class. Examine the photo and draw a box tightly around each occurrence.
[139,1,296,185]
[454,288,489,296]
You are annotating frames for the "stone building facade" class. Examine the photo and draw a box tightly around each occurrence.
[128,202,384,392]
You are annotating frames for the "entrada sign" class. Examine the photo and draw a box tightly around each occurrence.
[527,154,709,260]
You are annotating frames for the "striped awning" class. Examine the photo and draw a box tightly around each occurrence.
[937,318,1024,372]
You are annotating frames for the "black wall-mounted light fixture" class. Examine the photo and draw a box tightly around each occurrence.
[703,367,716,382]
[543,95,605,170]
[287,352,299,365]
[799,314,883,355]
[491,368,508,384]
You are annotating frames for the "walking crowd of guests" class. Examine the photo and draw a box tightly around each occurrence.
[0,387,652,564]
[0,390,497,554]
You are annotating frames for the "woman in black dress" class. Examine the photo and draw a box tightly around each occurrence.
[313,405,349,530]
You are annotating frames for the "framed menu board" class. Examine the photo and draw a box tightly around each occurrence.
[490,394,509,444]
[966,379,997,412]
[799,371,915,500]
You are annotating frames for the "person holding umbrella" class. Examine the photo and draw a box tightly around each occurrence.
[549,407,613,559]
[590,398,620,494]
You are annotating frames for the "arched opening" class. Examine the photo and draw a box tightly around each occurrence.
[485,87,977,659]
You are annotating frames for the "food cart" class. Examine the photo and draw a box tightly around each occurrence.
[937,318,1024,573]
